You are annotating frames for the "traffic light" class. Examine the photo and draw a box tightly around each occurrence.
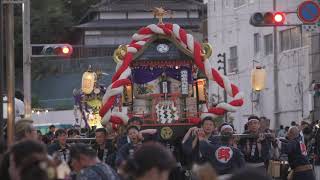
[41,44,73,56]
[250,12,286,26]
[217,53,226,75]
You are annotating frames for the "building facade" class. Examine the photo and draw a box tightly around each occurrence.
[75,0,207,46]
[207,0,319,131]
[31,0,207,118]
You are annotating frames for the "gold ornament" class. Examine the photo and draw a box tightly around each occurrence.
[201,43,213,59]
[152,7,173,24]
[160,127,173,140]
[153,7,167,24]
[113,45,127,64]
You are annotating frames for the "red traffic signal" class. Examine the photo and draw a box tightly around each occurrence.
[274,12,285,24]
[42,44,73,57]
[250,12,286,26]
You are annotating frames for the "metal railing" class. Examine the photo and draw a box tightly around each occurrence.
[71,45,118,59]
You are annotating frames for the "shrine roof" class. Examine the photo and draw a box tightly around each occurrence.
[91,0,204,12]
[75,18,201,30]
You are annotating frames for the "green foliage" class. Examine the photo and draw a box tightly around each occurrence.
[30,0,100,43]
[14,0,101,70]
[63,0,100,23]
[31,0,74,43]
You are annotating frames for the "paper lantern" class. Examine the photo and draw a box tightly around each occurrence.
[122,84,133,105]
[196,78,207,103]
[82,71,96,94]
[251,66,266,91]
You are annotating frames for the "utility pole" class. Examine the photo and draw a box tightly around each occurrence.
[273,0,280,129]
[217,53,227,122]
[23,0,32,118]
[4,2,15,146]
[0,0,4,141]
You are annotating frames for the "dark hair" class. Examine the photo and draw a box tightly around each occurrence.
[124,142,176,178]
[55,129,66,137]
[291,121,297,126]
[81,128,89,134]
[49,125,55,129]
[229,168,271,180]
[15,90,24,101]
[10,140,47,167]
[244,123,248,131]
[260,116,267,120]
[95,128,107,135]
[126,125,139,134]
[280,125,284,129]
[128,117,143,126]
[19,154,56,180]
[248,115,260,122]
[301,120,309,126]
[303,126,313,135]
[201,116,215,126]
[70,143,97,160]
[67,129,80,137]
[67,129,73,137]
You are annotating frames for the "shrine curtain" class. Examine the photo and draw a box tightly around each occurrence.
[132,67,192,84]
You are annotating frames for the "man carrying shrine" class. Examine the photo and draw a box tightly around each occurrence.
[92,128,116,167]
[182,117,217,164]
[277,126,315,180]
[238,115,275,170]
[198,128,245,176]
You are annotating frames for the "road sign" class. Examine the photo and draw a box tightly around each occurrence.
[302,24,320,33]
[297,1,320,24]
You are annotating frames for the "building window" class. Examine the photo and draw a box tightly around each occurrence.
[280,27,302,51]
[228,46,238,73]
[234,0,246,8]
[254,33,260,55]
[264,34,273,55]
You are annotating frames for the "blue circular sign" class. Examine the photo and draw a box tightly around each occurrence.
[298,1,320,23]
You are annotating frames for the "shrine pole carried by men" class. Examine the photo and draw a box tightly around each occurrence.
[238,116,276,170]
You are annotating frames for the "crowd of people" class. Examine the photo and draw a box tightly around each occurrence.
[0,115,317,180]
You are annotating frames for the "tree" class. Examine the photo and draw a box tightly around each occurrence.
[31,0,73,43]
[63,0,100,23]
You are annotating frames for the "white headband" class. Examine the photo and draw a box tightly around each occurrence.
[248,119,259,123]
[220,125,233,132]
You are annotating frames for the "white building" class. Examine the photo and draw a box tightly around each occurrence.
[207,0,319,131]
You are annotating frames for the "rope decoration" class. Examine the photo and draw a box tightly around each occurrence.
[99,23,244,126]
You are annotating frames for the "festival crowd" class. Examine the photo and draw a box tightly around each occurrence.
[0,115,317,180]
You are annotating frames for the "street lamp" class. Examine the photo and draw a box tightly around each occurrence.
[251,66,266,114]
[251,66,266,91]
